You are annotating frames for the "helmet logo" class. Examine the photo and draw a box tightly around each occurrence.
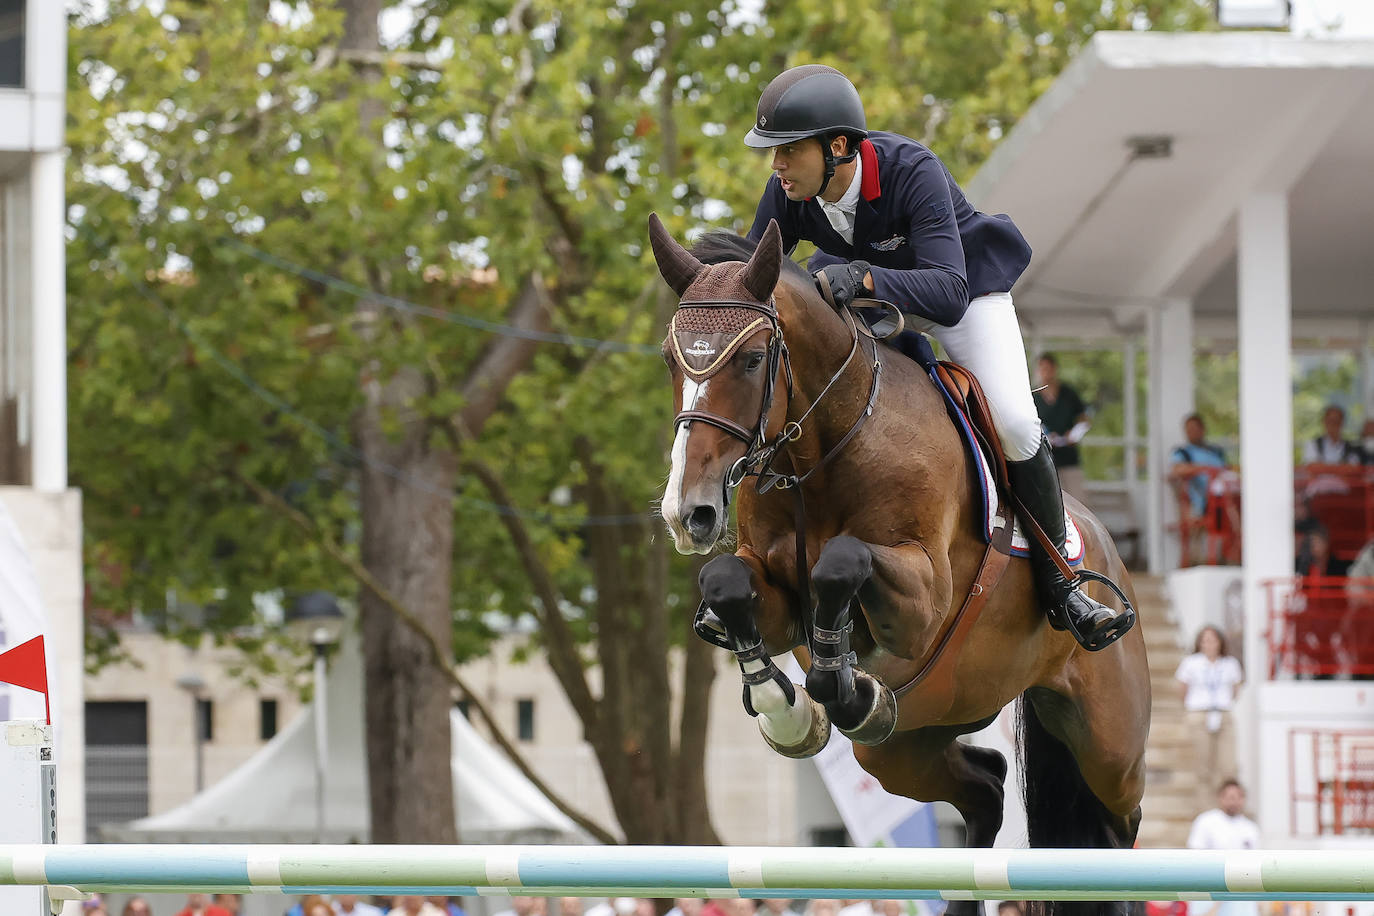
[759,115,767,127]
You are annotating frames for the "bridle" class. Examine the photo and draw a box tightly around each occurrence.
[671,296,883,500]
[670,287,900,651]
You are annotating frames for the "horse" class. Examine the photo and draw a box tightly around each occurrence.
[650,213,1152,916]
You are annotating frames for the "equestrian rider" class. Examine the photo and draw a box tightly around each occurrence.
[743,64,1127,651]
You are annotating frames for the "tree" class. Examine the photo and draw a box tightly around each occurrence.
[68,0,1215,847]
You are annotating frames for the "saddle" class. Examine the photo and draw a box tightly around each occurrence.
[901,333,1011,495]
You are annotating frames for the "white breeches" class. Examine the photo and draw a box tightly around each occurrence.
[907,291,1043,462]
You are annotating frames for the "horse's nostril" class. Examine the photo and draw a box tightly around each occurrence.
[685,505,718,539]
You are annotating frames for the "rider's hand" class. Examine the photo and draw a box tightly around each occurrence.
[816,260,872,309]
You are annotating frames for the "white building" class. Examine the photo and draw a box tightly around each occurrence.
[969,29,1374,846]
[0,0,84,845]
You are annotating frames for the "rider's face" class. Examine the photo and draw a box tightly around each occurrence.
[770,138,827,199]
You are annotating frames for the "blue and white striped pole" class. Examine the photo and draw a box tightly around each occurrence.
[2,846,1373,901]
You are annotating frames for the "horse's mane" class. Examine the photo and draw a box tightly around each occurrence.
[691,230,812,287]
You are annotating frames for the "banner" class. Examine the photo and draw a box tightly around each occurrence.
[0,500,59,725]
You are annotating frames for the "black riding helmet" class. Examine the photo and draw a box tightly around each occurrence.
[744,65,868,197]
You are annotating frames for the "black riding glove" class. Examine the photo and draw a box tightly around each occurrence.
[816,260,872,309]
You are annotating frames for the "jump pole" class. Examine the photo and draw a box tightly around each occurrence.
[1,845,1373,902]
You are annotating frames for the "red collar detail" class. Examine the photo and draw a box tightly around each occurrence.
[859,139,880,201]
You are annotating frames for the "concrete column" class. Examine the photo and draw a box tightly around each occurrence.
[1146,298,1194,574]
[29,151,65,493]
[1236,191,1294,837]
[1123,337,1138,485]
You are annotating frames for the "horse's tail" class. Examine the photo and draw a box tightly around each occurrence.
[1017,690,1142,916]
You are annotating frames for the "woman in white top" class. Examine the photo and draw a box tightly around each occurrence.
[1175,626,1245,811]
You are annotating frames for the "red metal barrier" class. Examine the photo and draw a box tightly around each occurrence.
[1288,727,1374,836]
[1266,576,1374,679]
[1295,464,1374,564]
[1172,465,1242,567]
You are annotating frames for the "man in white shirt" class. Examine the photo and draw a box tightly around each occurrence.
[1187,780,1260,916]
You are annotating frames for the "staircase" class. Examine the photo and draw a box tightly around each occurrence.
[1133,573,1200,848]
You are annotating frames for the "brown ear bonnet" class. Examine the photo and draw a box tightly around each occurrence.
[649,214,784,381]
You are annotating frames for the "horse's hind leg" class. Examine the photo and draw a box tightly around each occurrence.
[806,536,897,743]
[699,554,831,758]
[853,728,1008,916]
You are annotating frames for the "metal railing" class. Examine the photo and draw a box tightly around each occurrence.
[1288,728,1374,837]
[1265,576,1374,679]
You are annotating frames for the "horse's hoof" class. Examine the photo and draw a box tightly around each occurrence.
[837,671,897,746]
[760,689,832,759]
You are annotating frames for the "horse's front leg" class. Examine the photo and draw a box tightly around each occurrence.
[699,553,832,758]
[806,535,898,745]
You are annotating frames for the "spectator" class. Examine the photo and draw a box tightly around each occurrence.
[762,900,802,916]
[1302,405,1362,465]
[804,902,842,916]
[723,901,758,916]
[495,898,547,916]
[1347,537,1374,593]
[428,898,467,916]
[1168,414,1228,518]
[1032,353,1091,504]
[215,895,243,915]
[1297,524,1348,578]
[121,900,152,916]
[176,894,232,916]
[307,903,336,916]
[1175,626,1244,811]
[290,898,332,916]
[387,898,446,916]
[996,903,1026,916]
[1361,418,1374,465]
[876,900,935,916]
[1341,537,1374,678]
[1187,780,1260,916]
[558,899,586,916]
[336,896,386,916]
[587,899,636,916]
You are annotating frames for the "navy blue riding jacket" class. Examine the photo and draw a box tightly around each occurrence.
[746,131,1032,327]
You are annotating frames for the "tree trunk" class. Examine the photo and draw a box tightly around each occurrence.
[576,441,719,845]
[357,366,459,844]
[338,0,457,845]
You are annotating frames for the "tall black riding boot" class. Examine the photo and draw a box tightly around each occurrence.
[1007,438,1133,651]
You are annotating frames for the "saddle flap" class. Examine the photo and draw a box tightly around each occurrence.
[934,361,1011,493]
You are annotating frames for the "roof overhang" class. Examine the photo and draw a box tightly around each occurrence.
[967,32,1374,328]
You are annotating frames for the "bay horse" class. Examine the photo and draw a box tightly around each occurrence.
[651,214,1151,916]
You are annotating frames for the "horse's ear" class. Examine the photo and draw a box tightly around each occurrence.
[740,219,782,302]
[648,212,705,297]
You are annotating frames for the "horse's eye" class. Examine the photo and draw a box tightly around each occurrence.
[745,352,765,372]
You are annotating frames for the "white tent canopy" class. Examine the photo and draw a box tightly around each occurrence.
[105,633,586,844]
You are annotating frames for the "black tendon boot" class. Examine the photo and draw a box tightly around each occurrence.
[1007,439,1135,651]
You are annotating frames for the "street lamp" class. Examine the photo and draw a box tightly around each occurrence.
[287,591,345,844]
[174,671,207,794]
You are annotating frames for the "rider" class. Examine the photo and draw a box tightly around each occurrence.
[743,63,1128,651]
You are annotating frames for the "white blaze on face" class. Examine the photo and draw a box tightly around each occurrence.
[662,377,707,546]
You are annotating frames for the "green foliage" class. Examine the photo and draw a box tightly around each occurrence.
[68,0,1215,676]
